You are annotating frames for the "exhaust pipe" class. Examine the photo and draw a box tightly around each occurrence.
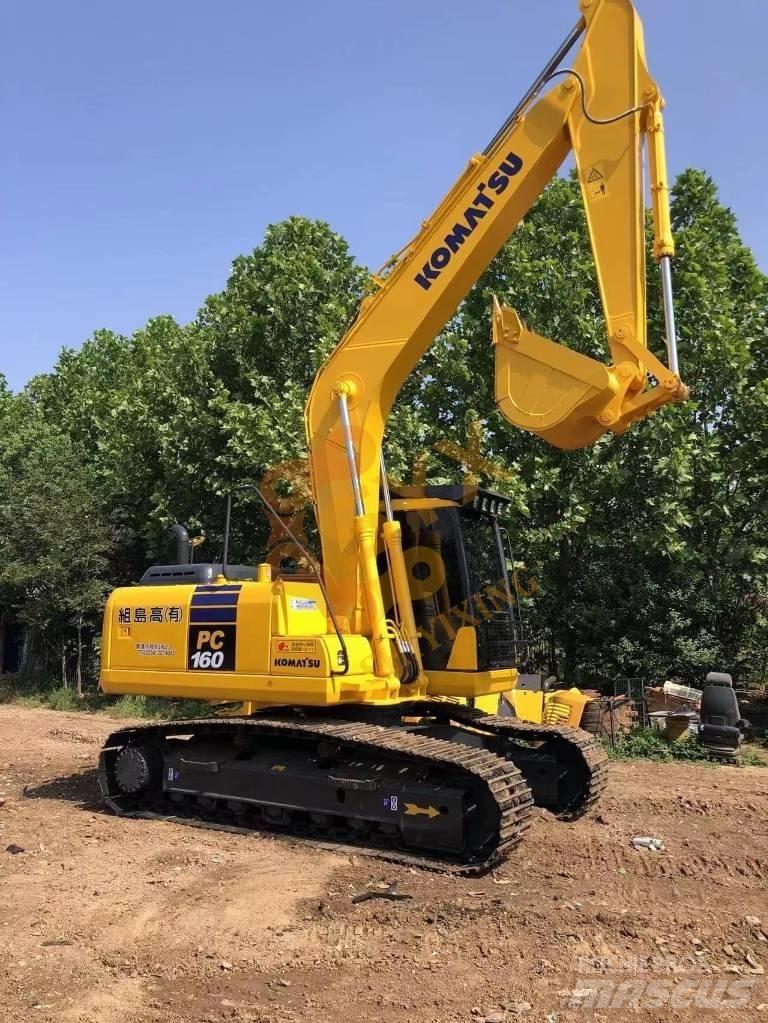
[168,523,191,565]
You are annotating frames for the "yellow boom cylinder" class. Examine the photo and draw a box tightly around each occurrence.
[354,516,395,679]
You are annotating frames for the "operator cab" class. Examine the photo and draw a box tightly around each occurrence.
[384,486,532,673]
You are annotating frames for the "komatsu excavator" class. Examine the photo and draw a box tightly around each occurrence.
[98,0,687,872]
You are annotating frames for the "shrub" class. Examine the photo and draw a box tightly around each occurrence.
[606,728,710,763]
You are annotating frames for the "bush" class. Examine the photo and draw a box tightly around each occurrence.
[41,686,84,712]
[606,728,711,763]
[605,727,767,766]
[1,677,102,712]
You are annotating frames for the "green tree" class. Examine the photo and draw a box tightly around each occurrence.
[0,423,114,690]
[193,216,369,560]
[26,218,368,575]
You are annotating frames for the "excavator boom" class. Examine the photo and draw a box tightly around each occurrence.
[306,0,687,639]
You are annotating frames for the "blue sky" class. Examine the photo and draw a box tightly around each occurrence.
[2,0,765,391]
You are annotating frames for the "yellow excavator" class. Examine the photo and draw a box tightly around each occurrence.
[98,0,686,872]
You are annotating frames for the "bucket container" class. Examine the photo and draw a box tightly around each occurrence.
[492,301,625,449]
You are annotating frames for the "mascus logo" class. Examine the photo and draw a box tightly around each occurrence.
[414,151,524,291]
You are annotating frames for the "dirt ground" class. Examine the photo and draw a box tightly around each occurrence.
[1,706,768,1023]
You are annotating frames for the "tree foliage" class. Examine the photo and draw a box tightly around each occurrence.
[2,179,766,688]
[0,413,114,687]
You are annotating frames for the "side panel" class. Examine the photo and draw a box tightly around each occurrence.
[509,690,545,723]
[101,580,388,705]
[105,584,191,674]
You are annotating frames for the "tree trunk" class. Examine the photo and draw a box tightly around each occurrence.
[564,642,578,686]
[61,647,68,689]
[76,617,83,697]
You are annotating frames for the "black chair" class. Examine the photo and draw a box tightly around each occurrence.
[705,671,733,687]
[698,683,745,761]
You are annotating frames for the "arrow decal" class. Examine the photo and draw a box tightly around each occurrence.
[404,802,441,820]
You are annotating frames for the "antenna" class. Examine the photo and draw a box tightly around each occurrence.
[222,494,232,579]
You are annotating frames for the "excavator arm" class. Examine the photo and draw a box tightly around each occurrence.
[492,0,684,447]
[305,0,687,672]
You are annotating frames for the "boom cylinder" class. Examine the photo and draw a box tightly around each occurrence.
[338,391,365,517]
[337,392,395,680]
[353,516,395,679]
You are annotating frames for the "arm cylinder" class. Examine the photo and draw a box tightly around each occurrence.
[646,100,675,262]
[647,99,680,378]
[659,256,679,377]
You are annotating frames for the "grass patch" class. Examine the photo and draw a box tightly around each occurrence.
[9,685,87,712]
[740,745,768,767]
[108,694,210,721]
[606,728,712,763]
[605,727,767,767]
[0,675,210,721]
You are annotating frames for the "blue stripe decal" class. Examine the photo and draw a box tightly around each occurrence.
[191,592,240,607]
[194,585,242,593]
[190,607,237,624]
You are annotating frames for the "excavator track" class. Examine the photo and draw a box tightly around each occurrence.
[98,715,534,875]
[461,711,609,819]
[408,705,609,820]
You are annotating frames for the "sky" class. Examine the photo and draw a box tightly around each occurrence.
[2,0,765,392]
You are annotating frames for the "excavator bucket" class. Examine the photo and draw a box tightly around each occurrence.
[492,300,686,450]
[493,301,619,449]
